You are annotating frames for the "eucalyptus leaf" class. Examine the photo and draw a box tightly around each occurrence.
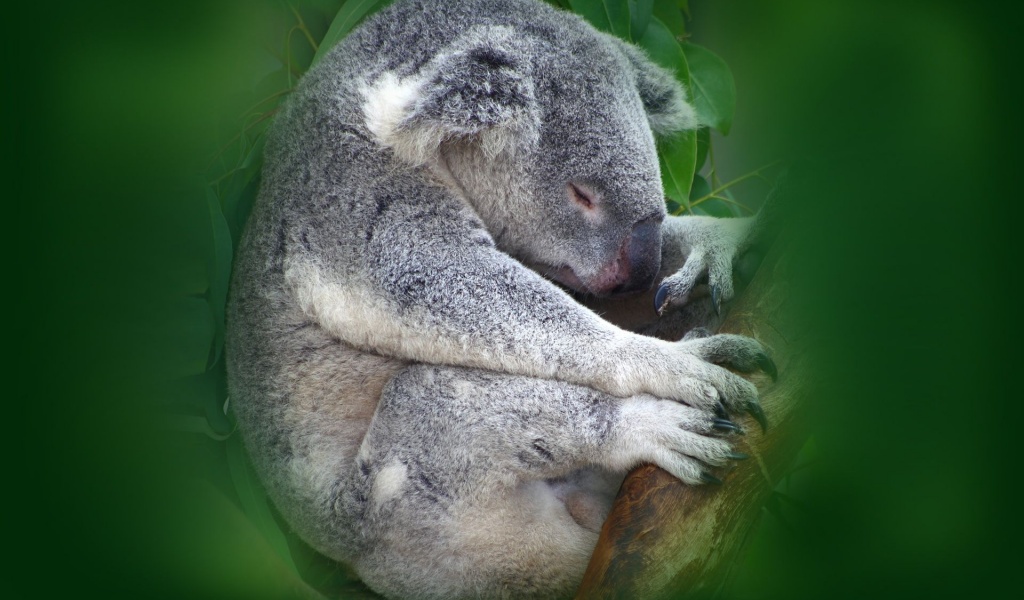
[162,414,232,441]
[695,126,710,172]
[639,18,697,211]
[637,16,690,90]
[722,188,746,217]
[699,198,732,217]
[628,0,654,41]
[162,296,216,379]
[682,42,736,134]
[690,173,710,203]
[206,189,233,369]
[652,0,686,37]
[570,0,610,33]
[226,435,300,573]
[313,0,395,67]
[570,0,630,39]
[659,129,698,210]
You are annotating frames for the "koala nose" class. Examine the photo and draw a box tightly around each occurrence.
[615,215,663,294]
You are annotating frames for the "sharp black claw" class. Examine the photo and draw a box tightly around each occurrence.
[654,283,670,315]
[727,451,750,460]
[714,401,728,419]
[711,284,722,315]
[757,353,778,381]
[745,401,769,432]
[700,472,723,485]
[712,418,744,434]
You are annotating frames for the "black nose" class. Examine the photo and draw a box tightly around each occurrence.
[618,215,663,294]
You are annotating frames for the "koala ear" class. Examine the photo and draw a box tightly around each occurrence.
[615,41,698,137]
[361,26,539,164]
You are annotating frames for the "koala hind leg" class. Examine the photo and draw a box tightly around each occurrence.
[344,364,735,599]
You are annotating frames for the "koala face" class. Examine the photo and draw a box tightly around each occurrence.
[515,46,669,297]
[364,21,696,296]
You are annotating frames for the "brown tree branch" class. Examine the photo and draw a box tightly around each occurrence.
[576,240,812,599]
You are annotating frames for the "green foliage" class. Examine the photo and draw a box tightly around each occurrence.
[313,0,397,66]
[681,41,736,135]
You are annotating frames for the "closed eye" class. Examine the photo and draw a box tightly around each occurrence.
[568,182,595,210]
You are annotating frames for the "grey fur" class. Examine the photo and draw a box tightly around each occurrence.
[227,1,764,597]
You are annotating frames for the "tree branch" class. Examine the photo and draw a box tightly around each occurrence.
[576,239,812,598]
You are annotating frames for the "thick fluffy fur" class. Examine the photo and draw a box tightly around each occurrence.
[227,1,763,597]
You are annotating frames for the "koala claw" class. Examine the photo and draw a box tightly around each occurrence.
[714,400,729,419]
[654,282,671,315]
[726,451,749,460]
[711,284,723,315]
[756,353,778,382]
[745,401,769,432]
[712,418,744,434]
[699,472,724,485]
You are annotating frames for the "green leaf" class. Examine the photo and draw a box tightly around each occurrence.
[226,435,299,573]
[690,173,710,202]
[628,0,654,41]
[682,42,737,134]
[722,188,746,217]
[312,0,395,67]
[161,296,216,379]
[637,17,690,88]
[694,126,710,172]
[700,198,732,217]
[638,17,696,211]
[570,0,631,40]
[570,0,610,33]
[652,0,686,37]
[206,188,233,368]
[659,129,698,211]
[161,414,232,441]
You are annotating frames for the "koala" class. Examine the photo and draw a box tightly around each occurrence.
[226,0,774,598]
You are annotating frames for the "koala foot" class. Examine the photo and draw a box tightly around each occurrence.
[681,333,777,382]
[650,333,775,431]
[609,396,748,485]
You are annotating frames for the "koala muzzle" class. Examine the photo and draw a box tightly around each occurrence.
[590,215,662,296]
[618,215,663,293]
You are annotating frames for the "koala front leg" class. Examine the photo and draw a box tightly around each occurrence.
[286,190,772,416]
[654,215,755,316]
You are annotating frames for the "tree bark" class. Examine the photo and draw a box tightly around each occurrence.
[576,240,811,599]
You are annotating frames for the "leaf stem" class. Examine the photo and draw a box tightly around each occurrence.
[206,109,279,171]
[690,160,781,205]
[690,193,753,213]
[288,4,319,52]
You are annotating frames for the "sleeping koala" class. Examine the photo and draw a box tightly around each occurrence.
[226,0,774,597]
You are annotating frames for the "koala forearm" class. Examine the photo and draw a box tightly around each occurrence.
[661,215,753,265]
[287,236,656,397]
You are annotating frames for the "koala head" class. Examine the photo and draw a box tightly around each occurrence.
[361,19,696,296]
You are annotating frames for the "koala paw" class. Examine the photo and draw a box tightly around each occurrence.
[656,217,754,316]
[664,333,775,431]
[610,397,748,485]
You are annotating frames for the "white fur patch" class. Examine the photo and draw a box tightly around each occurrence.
[360,72,450,166]
[372,461,408,507]
[361,72,421,143]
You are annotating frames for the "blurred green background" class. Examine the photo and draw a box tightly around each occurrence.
[6,0,1020,598]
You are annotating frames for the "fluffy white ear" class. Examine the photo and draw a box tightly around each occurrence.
[614,40,698,137]
[362,26,539,165]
